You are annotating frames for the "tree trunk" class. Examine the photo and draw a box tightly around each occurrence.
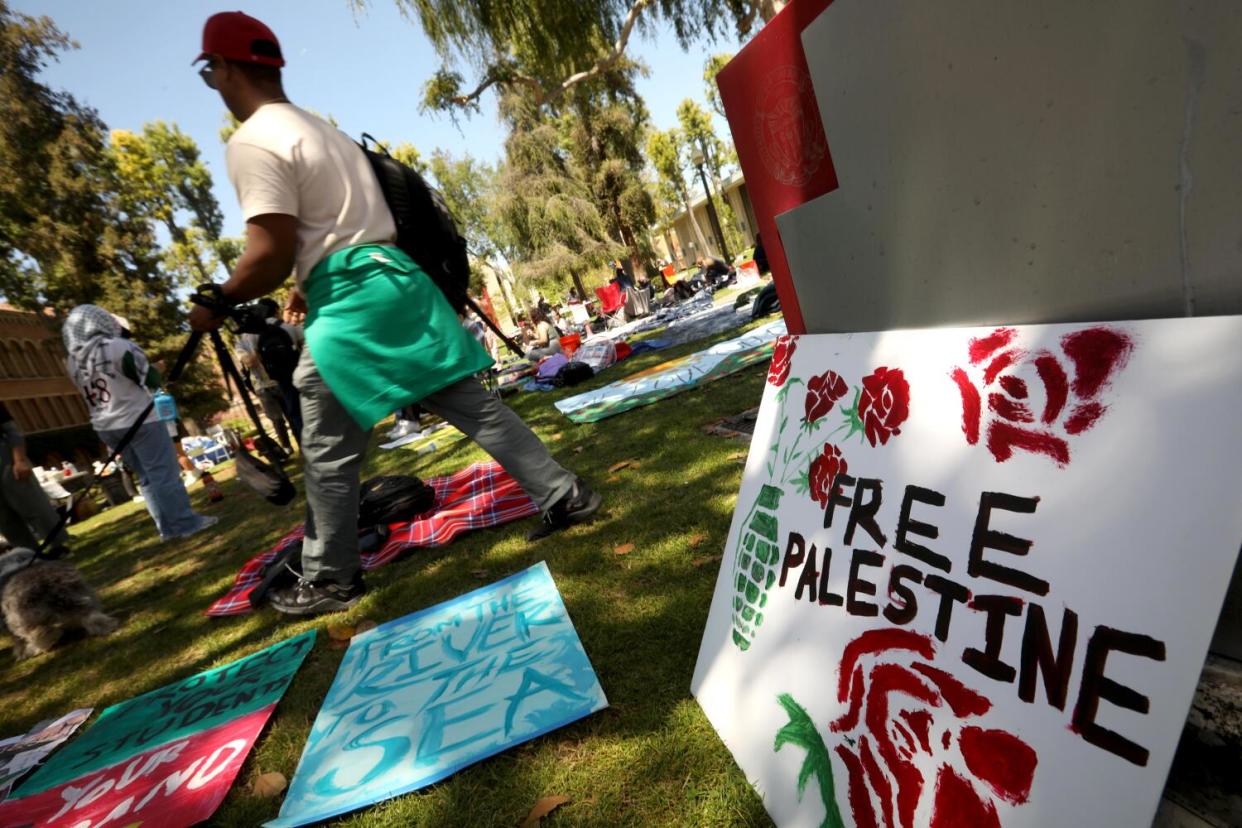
[570,270,590,303]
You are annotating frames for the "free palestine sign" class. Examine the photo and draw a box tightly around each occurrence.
[692,316,1242,827]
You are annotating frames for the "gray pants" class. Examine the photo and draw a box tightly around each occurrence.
[0,451,66,550]
[294,350,576,584]
[257,386,292,451]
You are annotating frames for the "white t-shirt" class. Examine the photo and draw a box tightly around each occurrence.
[71,339,158,433]
[226,103,397,285]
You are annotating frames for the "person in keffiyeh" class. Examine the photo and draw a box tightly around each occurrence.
[63,305,217,542]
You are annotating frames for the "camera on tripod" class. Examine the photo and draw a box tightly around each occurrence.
[191,284,280,334]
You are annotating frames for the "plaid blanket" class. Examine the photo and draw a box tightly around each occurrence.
[205,462,539,617]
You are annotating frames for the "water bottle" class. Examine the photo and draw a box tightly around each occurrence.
[153,390,178,423]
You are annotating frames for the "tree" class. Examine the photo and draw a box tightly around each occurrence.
[110,121,233,285]
[492,94,621,300]
[646,127,709,257]
[561,67,656,278]
[359,0,783,114]
[703,53,733,118]
[676,98,745,255]
[0,4,225,421]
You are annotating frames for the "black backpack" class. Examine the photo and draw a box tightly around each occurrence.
[257,324,299,386]
[553,361,594,388]
[358,475,436,528]
[358,134,470,312]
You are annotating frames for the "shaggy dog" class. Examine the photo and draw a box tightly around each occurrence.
[0,549,117,659]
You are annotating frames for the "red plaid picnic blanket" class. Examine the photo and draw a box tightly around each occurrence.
[205,461,539,617]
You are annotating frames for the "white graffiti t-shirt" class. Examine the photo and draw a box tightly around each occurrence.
[73,338,157,433]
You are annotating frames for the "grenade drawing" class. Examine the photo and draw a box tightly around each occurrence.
[731,483,783,650]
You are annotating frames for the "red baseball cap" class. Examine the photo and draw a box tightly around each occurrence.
[195,11,285,67]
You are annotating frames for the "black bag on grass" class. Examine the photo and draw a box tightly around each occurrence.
[553,361,594,388]
[236,448,296,506]
[359,475,435,527]
[249,539,303,608]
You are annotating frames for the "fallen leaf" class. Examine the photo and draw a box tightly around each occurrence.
[687,532,707,548]
[728,451,747,463]
[550,432,563,441]
[326,623,355,641]
[691,555,723,568]
[613,543,635,556]
[471,569,490,580]
[606,475,620,483]
[252,771,287,798]
[354,619,377,635]
[521,795,571,828]
[573,446,584,454]
[607,459,636,473]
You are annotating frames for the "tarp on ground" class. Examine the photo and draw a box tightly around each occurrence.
[2,631,315,827]
[207,462,538,616]
[554,319,786,423]
[267,562,607,827]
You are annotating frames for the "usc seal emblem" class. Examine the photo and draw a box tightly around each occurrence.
[753,64,828,187]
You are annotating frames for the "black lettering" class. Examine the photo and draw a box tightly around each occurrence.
[968,492,1048,596]
[1071,626,1166,767]
[923,575,970,643]
[1019,603,1078,710]
[883,565,923,625]
[961,594,1023,683]
[846,549,883,616]
[895,485,950,572]
[794,545,819,603]
[844,479,887,548]
[824,474,856,530]
[779,532,806,587]
[817,547,842,606]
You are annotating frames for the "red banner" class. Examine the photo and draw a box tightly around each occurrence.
[717,0,838,334]
[0,705,272,828]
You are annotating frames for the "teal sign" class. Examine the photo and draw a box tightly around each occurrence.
[18,630,316,795]
[268,563,607,827]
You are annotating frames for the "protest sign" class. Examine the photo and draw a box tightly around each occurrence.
[0,709,91,800]
[3,631,315,827]
[269,562,606,827]
[692,316,1242,827]
[554,319,786,423]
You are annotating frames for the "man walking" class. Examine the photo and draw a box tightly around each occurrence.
[188,12,601,616]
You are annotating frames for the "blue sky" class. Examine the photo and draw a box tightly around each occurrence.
[17,0,735,238]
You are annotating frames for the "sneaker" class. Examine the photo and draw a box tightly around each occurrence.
[527,478,603,541]
[269,575,365,616]
[177,515,220,540]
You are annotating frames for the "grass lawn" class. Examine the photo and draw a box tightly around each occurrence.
[0,319,778,827]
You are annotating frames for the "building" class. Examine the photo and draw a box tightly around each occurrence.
[652,170,761,268]
[0,305,96,466]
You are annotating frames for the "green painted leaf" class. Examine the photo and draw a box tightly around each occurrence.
[774,694,846,828]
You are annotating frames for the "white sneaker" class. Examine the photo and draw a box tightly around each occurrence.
[176,515,220,540]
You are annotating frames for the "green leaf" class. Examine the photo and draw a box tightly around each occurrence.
[773,694,846,828]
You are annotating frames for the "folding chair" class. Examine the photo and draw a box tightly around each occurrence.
[594,283,627,327]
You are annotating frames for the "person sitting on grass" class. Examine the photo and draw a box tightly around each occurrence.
[526,310,563,362]
[64,305,218,542]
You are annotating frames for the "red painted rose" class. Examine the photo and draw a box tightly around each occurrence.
[768,335,797,387]
[830,629,1037,828]
[951,326,1133,466]
[808,443,848,508]
[857,367,910,447]
[804,370,849,424]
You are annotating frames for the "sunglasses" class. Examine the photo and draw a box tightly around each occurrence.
[198,60,218,90]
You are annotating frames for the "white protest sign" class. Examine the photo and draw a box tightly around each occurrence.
[692,316,1242,828]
